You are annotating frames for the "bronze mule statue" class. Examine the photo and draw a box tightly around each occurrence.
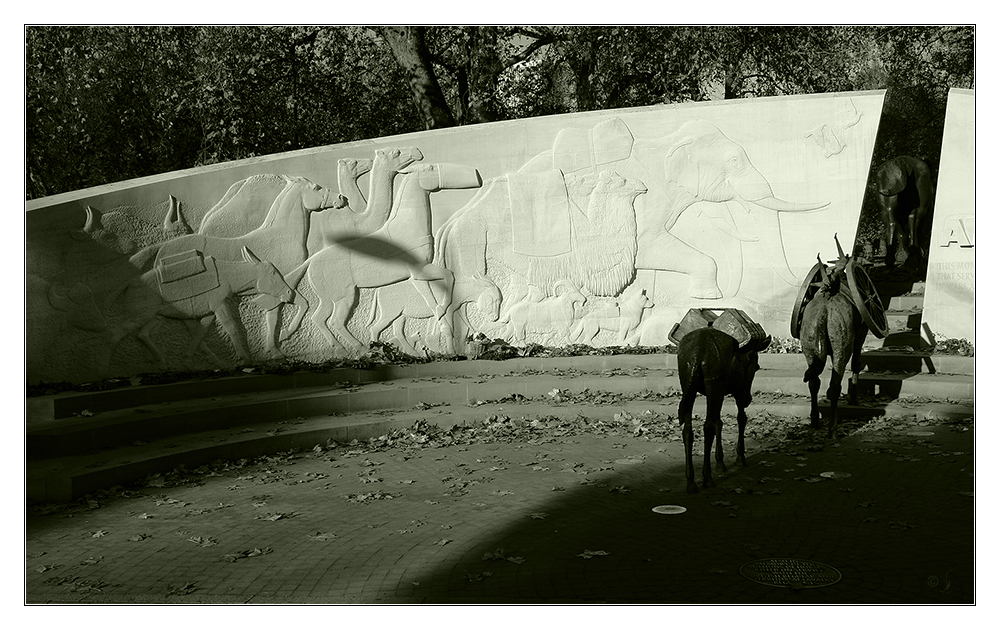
[799,236,870,438]
[675,310,771,493]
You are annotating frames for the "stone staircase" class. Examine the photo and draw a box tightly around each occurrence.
[27,347,973,503]
[861,280,941,374]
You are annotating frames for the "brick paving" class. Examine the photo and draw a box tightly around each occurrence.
[25,395,975,605]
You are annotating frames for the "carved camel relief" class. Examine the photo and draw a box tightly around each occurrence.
[524,117,829,293]
[281,160,483,355]
[433,117,829,350]
[434,169,647,348]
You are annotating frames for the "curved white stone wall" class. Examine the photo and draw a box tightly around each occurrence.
[26,91,885,384]
[922,88,975,345]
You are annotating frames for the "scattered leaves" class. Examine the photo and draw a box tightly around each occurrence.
[35,564,62,573]
[578,549,610,559]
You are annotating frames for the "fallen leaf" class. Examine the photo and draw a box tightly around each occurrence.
[551,486,566,492]
[128,534,151,542]
[167,582,197,596]
[465,571,493,582]
[578,549,610,559]
[434,538,453,546]
[90,530,108,538]
[308,532,337,541]
[35,564,61,573]
[483,548,507,561]
[79,556,103,565]
[529,513,548,520]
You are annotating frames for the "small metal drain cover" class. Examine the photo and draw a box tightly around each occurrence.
[740,558,842,589]
[651,505,686,514]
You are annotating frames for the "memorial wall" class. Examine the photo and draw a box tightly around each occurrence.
[26,91,886,385]
[921,88,975,345]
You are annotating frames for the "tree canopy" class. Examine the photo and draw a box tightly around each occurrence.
[26,25,973,200]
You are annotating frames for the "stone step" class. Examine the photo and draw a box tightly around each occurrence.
[26,394,974,504]
[888,294,925,311]
[885,309,923,333]
[28,364,974,462]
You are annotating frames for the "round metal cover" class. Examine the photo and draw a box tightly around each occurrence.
[652,505,686,514]
[740,558,842,589]
[819,471,852,480]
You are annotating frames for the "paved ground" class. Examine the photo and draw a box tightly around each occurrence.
[26,398,974,605]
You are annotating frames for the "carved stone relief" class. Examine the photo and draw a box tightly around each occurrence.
[26,92,885,384]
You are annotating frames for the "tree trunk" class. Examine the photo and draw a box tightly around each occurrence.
[380,26,456,130]
[465,26,500,124]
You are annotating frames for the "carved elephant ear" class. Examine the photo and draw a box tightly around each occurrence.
[242,246,262,264]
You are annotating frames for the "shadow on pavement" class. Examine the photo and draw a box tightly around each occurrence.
[402,422,974,604]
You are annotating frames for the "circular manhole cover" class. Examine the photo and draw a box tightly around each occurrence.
[740,558,842,589]
[651,505,686,515]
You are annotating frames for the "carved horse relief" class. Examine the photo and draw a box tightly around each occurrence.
[368,274,501,355]
[198,148,423,251]
[281,160,482,355]
[109,246,294,369]
[126,175,341,360]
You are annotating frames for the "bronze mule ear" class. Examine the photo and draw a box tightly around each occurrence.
[757,335,772,352]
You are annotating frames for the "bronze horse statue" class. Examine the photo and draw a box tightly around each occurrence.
[799,236,870,438]
[874,156,934,268]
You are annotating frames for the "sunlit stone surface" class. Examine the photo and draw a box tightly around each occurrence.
[921,88,975,345]
[26,91,885,385]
